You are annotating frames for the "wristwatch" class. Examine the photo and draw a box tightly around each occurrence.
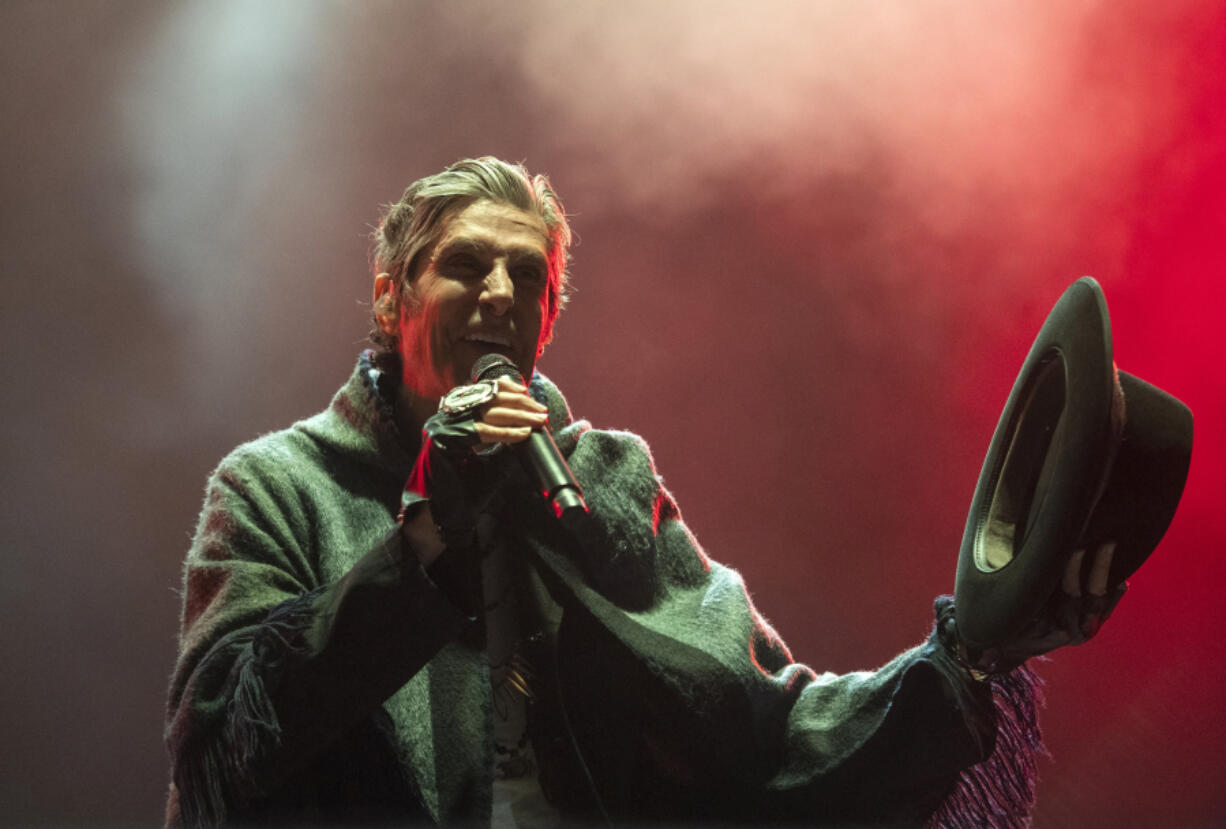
[438,380,500,417]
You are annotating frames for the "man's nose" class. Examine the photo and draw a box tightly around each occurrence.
[480,261,514,315]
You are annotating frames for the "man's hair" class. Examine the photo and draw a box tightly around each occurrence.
[370,156,573,353]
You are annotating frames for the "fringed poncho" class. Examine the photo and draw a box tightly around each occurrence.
[165,352,1041,827]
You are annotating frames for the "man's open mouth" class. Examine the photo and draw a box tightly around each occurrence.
[462,332,512,348]
[460,332,516,364]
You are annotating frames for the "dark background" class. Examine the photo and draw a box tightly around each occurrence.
[2,2,1223,825]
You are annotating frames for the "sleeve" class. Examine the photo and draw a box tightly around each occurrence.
[164,454,472,827]
[523,425,1042,826]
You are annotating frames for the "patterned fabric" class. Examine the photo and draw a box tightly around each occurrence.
[483,529,540,783]
[165,351,1040,827]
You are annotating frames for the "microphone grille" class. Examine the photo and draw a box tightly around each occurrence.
[470,353,524,384]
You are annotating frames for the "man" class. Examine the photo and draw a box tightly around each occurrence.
[165,157,1119,827]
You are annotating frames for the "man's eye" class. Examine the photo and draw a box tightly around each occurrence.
[514,266,546,285]
[445,255,482,275]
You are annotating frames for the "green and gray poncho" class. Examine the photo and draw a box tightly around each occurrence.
[165,352,1040,827]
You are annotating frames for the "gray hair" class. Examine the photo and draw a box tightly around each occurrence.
[370,156,573,353]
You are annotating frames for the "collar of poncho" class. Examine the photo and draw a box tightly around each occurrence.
[295,350,577,485]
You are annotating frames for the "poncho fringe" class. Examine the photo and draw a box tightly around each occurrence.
[177,590,322,828]
[929,656,1045,827]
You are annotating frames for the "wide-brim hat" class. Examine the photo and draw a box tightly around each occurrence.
[954,276,1193,652]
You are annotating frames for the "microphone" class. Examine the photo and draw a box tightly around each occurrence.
[470,354,588,520]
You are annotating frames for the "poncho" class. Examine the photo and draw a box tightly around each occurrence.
[165,352,1041,827]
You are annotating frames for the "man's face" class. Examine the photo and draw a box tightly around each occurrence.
[392,199,552,400]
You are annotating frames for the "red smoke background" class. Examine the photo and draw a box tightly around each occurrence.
[2,1,1222,825]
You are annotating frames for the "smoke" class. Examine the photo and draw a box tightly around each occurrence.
[119,0,1199,425]
[436,0,1179,223]
[118,0,328,430]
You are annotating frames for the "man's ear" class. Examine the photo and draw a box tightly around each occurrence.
[373,273,400,336]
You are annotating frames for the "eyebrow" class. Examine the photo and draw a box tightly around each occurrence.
[435,238,547,268]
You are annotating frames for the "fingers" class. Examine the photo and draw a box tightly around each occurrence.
[475,377,549,445]
[1057,589,1085,643]
[1061,541,1116,598]
[473,421,536,444]
[1071,543,1124,640]
[1062,548,1086,597]
[1087,541,1116,597]
[1004,543,1128,662]
[1074,542,1118,638]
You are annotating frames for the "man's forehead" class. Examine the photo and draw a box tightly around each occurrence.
[434,199,549,255]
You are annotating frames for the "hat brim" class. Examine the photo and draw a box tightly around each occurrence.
[954,277,1192,651]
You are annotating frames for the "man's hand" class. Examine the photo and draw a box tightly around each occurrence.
[960,542,1127,675]
[402,377,548,567]
[471,376,550,446]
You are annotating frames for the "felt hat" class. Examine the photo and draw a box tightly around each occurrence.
[954,277,1192,652]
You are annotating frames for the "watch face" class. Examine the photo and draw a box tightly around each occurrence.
[439,380,499,416]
